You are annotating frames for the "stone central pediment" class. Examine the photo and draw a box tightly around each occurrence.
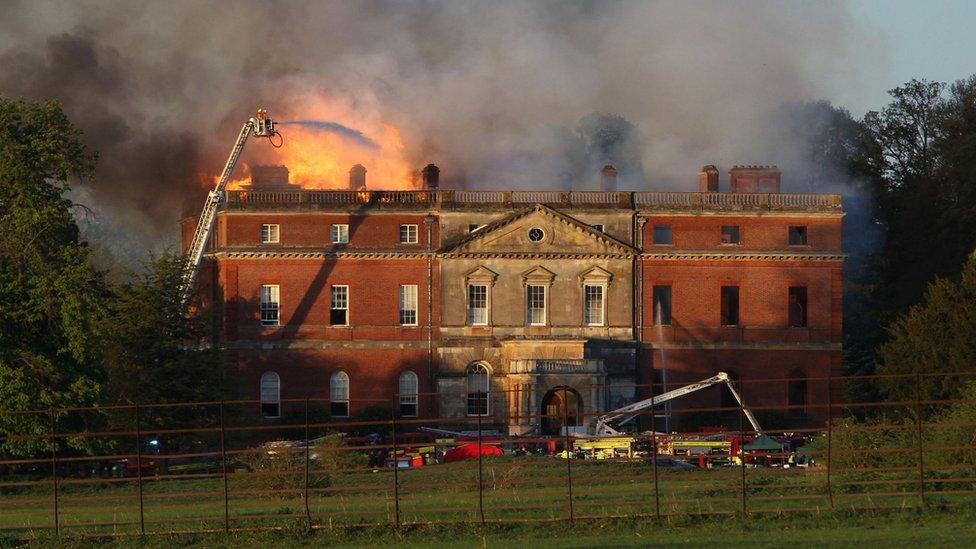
[441,204,636,258]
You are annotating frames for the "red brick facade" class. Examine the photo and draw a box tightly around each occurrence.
[186,182,843,431]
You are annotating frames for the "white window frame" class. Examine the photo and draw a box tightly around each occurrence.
[467,284,489,326]
[330,285,349,326]
[583,283,606,326]
[330,371,350,418]
[260,284,280,326]
[260,223,280,244]
[399,224,419,244]
[399,284,418,326]
[330,224,349,244]
[398,371,419,417]
[526,284,547,326]
[260,371,280,418]
[466,363,490,416]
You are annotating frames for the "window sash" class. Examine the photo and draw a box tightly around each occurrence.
[788,286,808,327]
[399,285,418,325]
[653,225,672,244]
[260,224,280,244]
[467,365,490,416]
[330,224,349,244]
[652,285,672,326]
[583,284,605,326]
[788,226,807,245]
[526,285,546,326]
[721,225,740,244]
[330,372,350,417]
[467,284,488,325]
[260,285,279,326]
[399,372,418,417]
[399,224,419,244]
[331,285,348,325]
[721,286,739,326]
[260,372,280,418]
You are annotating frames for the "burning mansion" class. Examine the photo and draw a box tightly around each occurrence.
[183,163,843,434]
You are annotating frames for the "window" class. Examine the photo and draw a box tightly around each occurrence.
[721,286,739,326]
[527,227,545,242]
[399,285,418,326]
[467,284,488,325]
[398,371,419,417]
[583,284,605,326]
[330,224,349,244]
[788,370,807,413]
[788,226,808,245]
[468,224,486,233]
[330,371,350,417]
[653,224,672,244]
[466,363,490,416]
[652,285,672,326]
[399,224,418,244]
[592,224,604,233]
[789,286,808,327]
[526,285,546,326]
[330,285,348,326]
[260,372,280,418]
[260,224,279,244]
[260,285,280,326]
[721,225,740,245]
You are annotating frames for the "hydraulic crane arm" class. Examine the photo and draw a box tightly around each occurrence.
[593,372,763,436]
[179,110,276,305]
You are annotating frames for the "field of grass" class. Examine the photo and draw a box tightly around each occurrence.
[3,453,976,540]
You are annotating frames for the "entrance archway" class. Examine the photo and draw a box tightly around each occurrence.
[541,387,583,436]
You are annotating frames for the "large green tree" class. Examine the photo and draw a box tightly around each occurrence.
[0,98,106,456]
[101,251,226,417]
[877,251,976,404]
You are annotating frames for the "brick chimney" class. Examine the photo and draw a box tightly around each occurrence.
[729,165,781,193]
[349,164,367,190]
[246,165,300,191]
[600,165,618,192]
[421,163,440,190]
[698,165,719,192]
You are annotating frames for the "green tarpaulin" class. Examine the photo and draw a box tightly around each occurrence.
[742,434,785,451]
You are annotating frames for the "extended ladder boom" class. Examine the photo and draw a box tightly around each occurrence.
[593,372,762,436]
[179,110,276,304]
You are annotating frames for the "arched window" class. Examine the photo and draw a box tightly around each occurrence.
[260,372,280,418]
[399,371,419,417]
[330,371,350,418]
[788,369,807,416]
[466,363,490,416]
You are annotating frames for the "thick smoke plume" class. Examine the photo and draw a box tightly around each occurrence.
[0,1,887,264]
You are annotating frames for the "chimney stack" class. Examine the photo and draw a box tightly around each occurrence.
[421,163,440,190]
[600,165,618,192]
[349,164,367,190]
[698,165,719,192]
[729,165,781,193]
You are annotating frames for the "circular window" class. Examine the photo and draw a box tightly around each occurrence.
[527,227,545,242]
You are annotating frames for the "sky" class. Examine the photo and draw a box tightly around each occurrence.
[851,0,976,111]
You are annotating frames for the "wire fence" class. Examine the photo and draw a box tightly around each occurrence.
[2,370,975,539]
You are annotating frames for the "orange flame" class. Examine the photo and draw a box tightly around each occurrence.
[216,95,415,191]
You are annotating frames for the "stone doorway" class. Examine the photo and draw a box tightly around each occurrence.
[541,386,582,435]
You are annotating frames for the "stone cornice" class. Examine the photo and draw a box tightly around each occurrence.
[640,251,845,261]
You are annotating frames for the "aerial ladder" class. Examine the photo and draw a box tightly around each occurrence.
[179,109,279,304]
[593,372,762,436]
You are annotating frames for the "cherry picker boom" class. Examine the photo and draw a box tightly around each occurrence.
[593,372,763,436]
[179,109,278,305]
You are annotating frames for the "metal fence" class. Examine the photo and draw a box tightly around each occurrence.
[1,370,975,539]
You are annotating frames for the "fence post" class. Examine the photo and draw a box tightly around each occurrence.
[219,401,229,532]
[738,405,747,517]
[649,390,660,521]
[915,372,925,505]
[134,404,145,535]
[304,398,311,529]
[49,409,59,538]
[562,387,574,524]
[391,410,400,527]
[477,393,485,525]
[826,370,834,509]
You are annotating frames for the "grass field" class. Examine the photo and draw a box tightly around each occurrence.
[3,453,976,541]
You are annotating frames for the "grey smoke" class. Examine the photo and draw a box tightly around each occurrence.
[0,0,888,265]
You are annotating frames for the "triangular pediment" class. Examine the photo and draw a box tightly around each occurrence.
[521,265,556,285]
[464,265,499,285]
[579,266,614,285]
[442,204,637,257]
